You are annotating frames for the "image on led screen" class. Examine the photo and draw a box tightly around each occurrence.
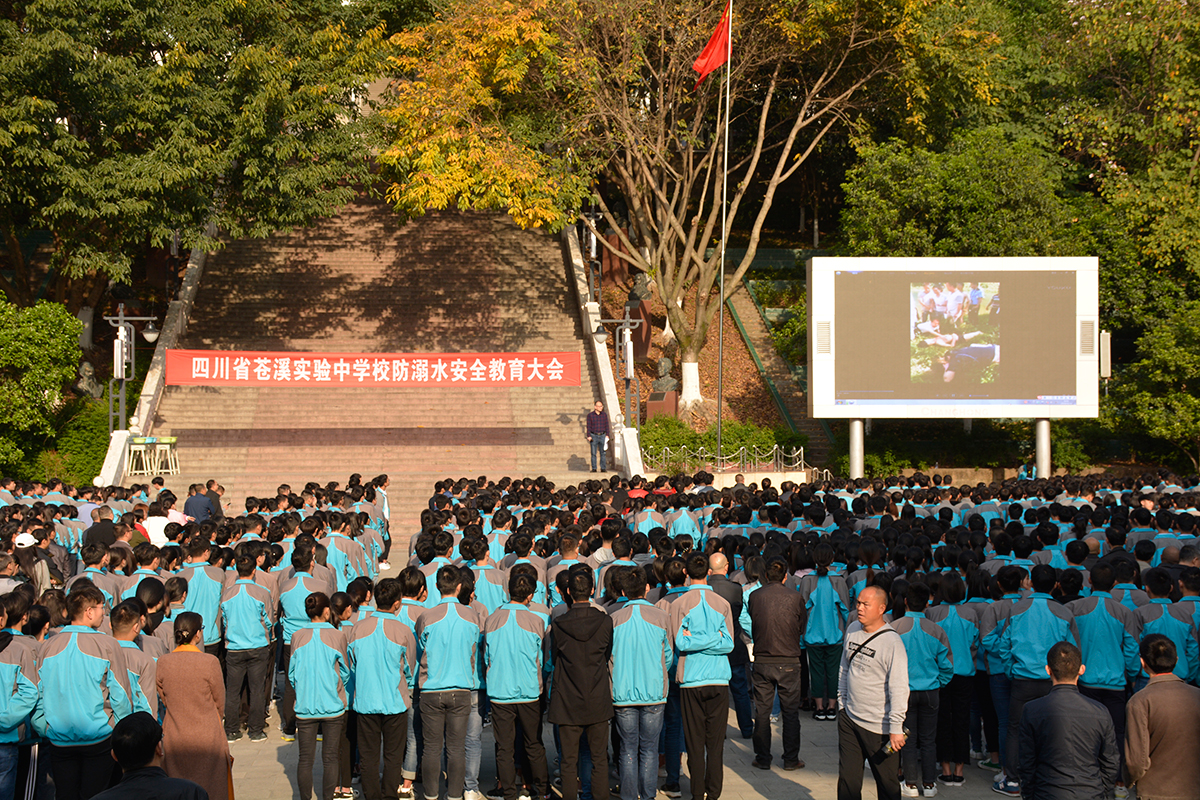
[910,281,1000,384]
[833,270,1076,406]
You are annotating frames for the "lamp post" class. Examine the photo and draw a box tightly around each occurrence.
[104,303,160,435]
[592,291,644,430]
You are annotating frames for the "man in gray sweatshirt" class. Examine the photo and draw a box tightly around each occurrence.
[836,585,909,800]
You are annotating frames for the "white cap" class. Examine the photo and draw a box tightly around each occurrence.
[14,532,38,548]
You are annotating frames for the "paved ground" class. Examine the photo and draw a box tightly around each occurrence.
[229,705,1003,800]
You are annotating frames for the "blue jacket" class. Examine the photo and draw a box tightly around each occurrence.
[416,599,484,692]
[220,579,273,651]
[289,622,351,718]
[116,640,158,718]
[348,612,417,714]
[980,594,1022,675]
[179,563,226,646]
[322,533,368,593]
[611,600,672,705]
[798,574,849,647]
[0,637,38,744]
[1066,596,1140,690]
[1111,584,1150,612]
[997,593,1079,680]
[34,626,133,745]
[421,557,455,608]
[1136,600,1200,683]
[471,565,508,616]
[926,602,979,678]
[667,585,734,688]
[279,572,332,645]
[483,603,547,704]
[892,612,954,691]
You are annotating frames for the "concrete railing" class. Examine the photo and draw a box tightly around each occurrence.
[97,230,212,486]
[563,225,645,478]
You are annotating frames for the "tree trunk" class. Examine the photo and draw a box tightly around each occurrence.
[680,359,702,408]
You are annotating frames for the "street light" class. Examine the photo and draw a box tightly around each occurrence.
[592,290,643,429]
[104,303,161,435]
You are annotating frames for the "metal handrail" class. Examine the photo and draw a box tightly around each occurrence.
[641,444,811,474]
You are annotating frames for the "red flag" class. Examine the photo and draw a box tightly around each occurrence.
[692,1,731,88]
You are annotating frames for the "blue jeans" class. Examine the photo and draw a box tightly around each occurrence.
[615,705,665,800]
[988,673,1011,773]
[589,437,607,471]
[0,744,15,800]
[729,663,753,737]
[403,689,422,781]
[465,690,484,793]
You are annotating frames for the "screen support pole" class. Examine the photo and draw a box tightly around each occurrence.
[849,418,865,479]
[1035,418,1051,478]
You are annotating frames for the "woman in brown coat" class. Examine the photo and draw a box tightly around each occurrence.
[156,611,232,800]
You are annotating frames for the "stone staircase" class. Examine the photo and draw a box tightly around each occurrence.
[143,197,602,538]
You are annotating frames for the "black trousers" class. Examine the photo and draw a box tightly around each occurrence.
[1005,679,1050,777]
[358,711,408,800]
[751,660,802,764]
[937,674,971,765]
[1080,686,1127,779]
[680,685,727,800]
[47,739,119,800]
[973,669,999,753]
[559,721,609,800]
[493,702,548,800]
[280,644,297,735]
[298,714,346,800]
[836,712,900,800]
[225,645,271,736]
[421,690,470,800]
[901,689,939,786]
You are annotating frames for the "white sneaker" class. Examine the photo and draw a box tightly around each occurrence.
[922,784,938,797]
[465,791,485,800]
[901,784,920,798]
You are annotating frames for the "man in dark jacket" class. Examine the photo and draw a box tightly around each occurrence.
[548,570,614,800]
[1017,641,1119,800]
[706,552,752,738]
[91,712,209,800]
[746,557,807,771]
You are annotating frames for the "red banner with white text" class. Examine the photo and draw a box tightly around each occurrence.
[166,349,581,387]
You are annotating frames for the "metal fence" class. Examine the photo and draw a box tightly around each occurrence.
[642,443,821,475]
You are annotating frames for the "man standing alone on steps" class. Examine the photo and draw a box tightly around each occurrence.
[587,401,610,473]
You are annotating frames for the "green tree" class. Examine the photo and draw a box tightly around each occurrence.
[1110,300,1200,470]
[0,294,82,469]
[839,127,1095,257]
[1049,0,1200,334]
[0,0,386,312]
[377,0,1003,410]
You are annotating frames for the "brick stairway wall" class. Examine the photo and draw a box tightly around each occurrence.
[145,197,602,537]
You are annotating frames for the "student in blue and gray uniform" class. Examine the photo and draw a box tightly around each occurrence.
[34,583,133,800]
[891,582,953,797]
[348,577,418,800]
[220,554,274,743]
[416,566,483,800]
[0,598,38,800]
[289,591,351,800]
[610,568,671,800]
[483,573,549,800]
[925,574,978,786]
[1065,561,1140,782]
[667,553,734,800]
[992,565,1079,797]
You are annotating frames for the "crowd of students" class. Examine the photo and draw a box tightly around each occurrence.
[3,469,1200,800]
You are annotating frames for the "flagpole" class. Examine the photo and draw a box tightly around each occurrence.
[716,0,731,468]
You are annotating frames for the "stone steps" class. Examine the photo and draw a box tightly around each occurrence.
[144,195,603,535]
